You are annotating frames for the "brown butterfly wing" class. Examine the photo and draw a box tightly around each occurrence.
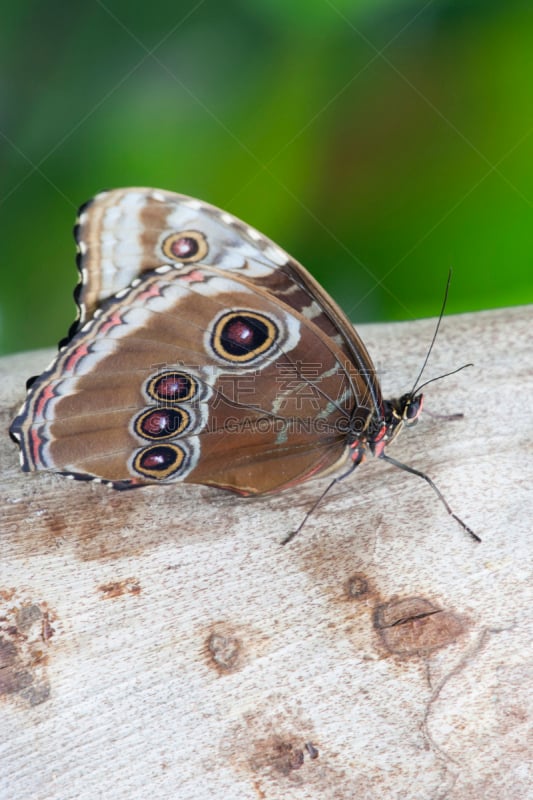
[74,188,381,415]
[11,265,373,493]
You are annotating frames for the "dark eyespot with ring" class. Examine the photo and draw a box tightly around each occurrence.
[210,310,278,363]
[133,444,186,479]
[134,407,190,440]
[161,230,208,263]
[147,371,197,403]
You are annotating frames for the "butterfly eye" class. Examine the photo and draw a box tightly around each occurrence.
[147,371,197,403]
[404,393,423,423]
[161,230,208,263]
[134,407,190,440]
[133,443,186,479]
[211,311,278,363]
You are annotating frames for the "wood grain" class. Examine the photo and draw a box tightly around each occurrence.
[1,306,531,800]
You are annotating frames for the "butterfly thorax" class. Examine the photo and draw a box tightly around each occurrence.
[349,392,423,464]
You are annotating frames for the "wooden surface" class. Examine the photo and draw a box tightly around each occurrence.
[1,306,531,800]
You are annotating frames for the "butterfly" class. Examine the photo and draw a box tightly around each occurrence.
[10,187,477,543]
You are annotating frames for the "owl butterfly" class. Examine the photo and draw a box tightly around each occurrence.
[10,188,477,543]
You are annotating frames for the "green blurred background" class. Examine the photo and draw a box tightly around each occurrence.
[1,0,532,356]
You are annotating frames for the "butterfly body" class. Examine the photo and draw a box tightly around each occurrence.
[10,188,422,498]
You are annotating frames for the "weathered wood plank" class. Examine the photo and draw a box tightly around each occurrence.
[0,306,531,800]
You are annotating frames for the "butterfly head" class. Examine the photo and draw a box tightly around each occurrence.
[387,392,424,428]
[369,392,424,458]
[375,393,424,446]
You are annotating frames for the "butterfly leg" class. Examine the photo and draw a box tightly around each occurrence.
[281,456,364,545]
[380,453,480,543]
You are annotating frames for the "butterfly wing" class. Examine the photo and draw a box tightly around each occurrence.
[74,187,291,324]
[12,187,385,494]
[11,264,374,493]
[74,188,382,417]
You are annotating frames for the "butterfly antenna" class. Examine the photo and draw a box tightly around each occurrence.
[410,269,452,397]
[381,453,481,542]
[414,362,474,395]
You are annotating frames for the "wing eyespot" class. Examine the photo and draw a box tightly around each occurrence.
[133,443,187,479]
[134,407,190,440]
[161,230,208,263]
[210,310,278,363]
[146,371,198,403]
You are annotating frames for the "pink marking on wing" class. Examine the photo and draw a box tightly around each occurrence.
[65,343,90,372]
[99,311,125,335]
[181,269,206,283]
[30,428,45,467]
[136,283,164,301]
[35,384,56,418]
